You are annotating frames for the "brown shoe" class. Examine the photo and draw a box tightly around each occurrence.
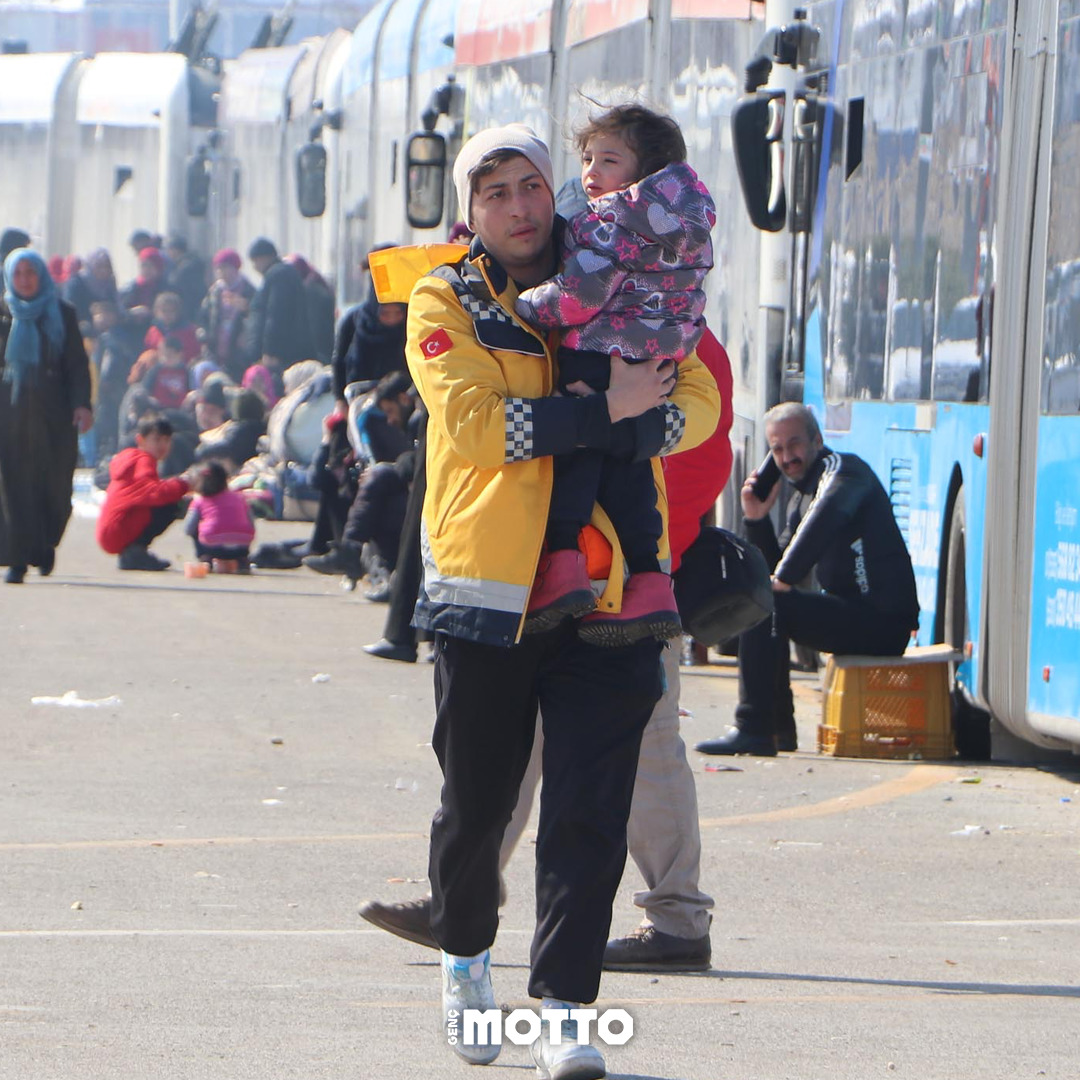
[358,896,437,949]
[603,924,711,972]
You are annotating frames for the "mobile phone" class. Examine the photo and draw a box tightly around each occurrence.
[749,453,782,501]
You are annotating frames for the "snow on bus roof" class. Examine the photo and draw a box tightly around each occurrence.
[75,52,188,127]
[0,52,81,124]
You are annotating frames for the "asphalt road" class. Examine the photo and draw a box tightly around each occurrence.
[2,508,1078,1080]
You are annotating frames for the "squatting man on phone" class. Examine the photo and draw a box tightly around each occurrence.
[695,401,920,757]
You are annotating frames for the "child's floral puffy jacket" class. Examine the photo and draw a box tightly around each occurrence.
[515,161,716,362]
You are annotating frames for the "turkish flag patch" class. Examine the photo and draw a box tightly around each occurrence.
[420,329,453,358]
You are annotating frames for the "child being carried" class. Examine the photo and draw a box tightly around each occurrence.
[515,103,716,646]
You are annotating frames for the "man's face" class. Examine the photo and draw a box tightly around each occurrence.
[766,417,822,485]
[379,392,412,428]
[251,255,272,276]
[469,155,554,283]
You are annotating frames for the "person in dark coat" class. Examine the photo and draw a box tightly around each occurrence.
[89,299,143,460]
[119,247,167,336]
[0,248,93,583]
[246,237,314,368]
[330,289,407,413]
[285,254,336,364]
[302,450,413,584]
[164,234,208,324]
[200,249,256,381]
[63,248,118,339]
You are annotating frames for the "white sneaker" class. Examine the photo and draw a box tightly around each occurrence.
[531,1011,606,1080]
[442,950,500,1065]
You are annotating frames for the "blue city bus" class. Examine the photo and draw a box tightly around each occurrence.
[734,0,1080,756]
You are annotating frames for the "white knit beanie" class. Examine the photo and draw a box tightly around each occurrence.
[452,124,555,230]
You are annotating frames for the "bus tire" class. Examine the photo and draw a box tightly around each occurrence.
[944,492,991,760]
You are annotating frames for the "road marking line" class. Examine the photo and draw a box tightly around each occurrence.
[0,766,957,852]
[699,764,958,828]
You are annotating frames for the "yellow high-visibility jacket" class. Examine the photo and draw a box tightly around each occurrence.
[384,240,720,647]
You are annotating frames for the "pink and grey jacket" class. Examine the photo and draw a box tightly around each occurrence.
[515,161,715,361]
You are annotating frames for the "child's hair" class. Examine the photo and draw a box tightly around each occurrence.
[137,414,173,439]
[575,103,686,180]
[162,334,185,355]
[194,461,229,497]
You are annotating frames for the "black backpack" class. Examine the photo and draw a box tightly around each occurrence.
[672,527,774,646]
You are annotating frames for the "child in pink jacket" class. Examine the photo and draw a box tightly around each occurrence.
[514,103,716,645]
[184,461,255,570]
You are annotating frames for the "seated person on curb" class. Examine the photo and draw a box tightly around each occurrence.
[184,461,255,570]
[696,401,920,756]
[96,415,194,571]
[139,335,191,410]
[353,370,416,466]
[361,124,718,1078]
[302,449,413,587]
[193,383,266,474]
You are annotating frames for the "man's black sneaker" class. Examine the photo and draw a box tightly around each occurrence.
[603,924,711,972]
[303,542,364,581]
[358,897,437,949]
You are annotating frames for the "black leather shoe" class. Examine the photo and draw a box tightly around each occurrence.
[776,731,798,752]
[694,729,777,756]
[5,565,27,584]
[363,638,417,663]
[358,897,437,949]
[603,925,711,972]
[38,547,55,576]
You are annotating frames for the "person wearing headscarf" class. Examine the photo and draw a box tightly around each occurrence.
[63,247,119,338]
[329,288,407,415]
[0,248,92,583]
[285,253,336,363]
[0,228,31,289]
[199,248,256,381]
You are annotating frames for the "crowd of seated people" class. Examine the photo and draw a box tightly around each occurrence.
[42,230,425,597]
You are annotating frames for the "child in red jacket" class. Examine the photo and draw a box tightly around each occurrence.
[96,415,192,571]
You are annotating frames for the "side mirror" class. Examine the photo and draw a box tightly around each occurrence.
[296,142,327,218]
[185,153,211,217]
[406,131,446,229]
[732,93,787,232]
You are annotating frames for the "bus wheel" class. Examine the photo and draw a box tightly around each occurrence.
[944,492,991,759]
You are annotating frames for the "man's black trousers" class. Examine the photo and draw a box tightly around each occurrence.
[428,622,663,1004]
[736,590,913,740]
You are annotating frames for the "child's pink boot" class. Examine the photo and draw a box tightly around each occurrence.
[524,549,596,633]
[578,571,682,647]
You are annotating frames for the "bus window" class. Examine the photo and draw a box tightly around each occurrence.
[933,296,981,402]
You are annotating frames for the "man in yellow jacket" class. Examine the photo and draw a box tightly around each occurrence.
[404,125,719,1079]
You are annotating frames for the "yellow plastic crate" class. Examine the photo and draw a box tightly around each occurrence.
[818,644,960,759]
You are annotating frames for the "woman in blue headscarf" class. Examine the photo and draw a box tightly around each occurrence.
[0,248,93,583]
